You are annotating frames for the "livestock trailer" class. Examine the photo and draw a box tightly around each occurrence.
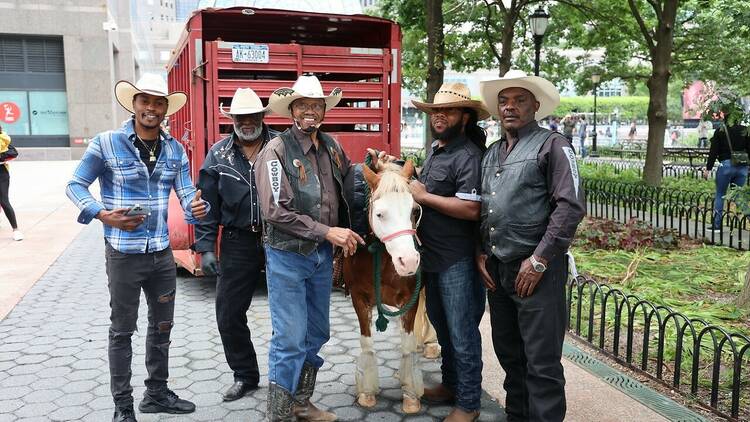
[165,6,402,273]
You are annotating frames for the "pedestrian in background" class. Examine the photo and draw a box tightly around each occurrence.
[0,125,22,240]
[577,115,588,157]
[628,120,637,142]
[705,118,750,231]
[66,74,208,422]
[561,114,575,144]
[698,120,711,148]
[193,88,279,402]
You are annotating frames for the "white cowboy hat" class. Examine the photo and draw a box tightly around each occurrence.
[220,88,269,116]
[268,74,342,118]
[412,82,490,120]
[479,69,560,120]
[115,73,187,116]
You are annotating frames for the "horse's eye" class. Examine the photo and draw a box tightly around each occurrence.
[376,212,384,219]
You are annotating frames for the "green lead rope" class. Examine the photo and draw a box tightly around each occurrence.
[369,241,422,332]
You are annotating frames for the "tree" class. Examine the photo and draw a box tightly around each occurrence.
[425,0,445,148]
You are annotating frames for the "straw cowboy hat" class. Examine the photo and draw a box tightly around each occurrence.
[220,88,269,116]
[479,69,560,120]
[412,82,490,120]
[115,73,187,116]
[268,74,342,118]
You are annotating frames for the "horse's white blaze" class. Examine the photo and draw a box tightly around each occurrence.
[356,335,380,395]
[398,326,424,399]
[370,192,420,276]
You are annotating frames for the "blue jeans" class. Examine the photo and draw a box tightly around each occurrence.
[713,159,749,229]
[265,242,333,393]
[424,256,485,412]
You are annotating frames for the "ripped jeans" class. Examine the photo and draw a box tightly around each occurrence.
[105,242,177,407]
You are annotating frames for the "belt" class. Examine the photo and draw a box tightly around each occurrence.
[225,225,262,233]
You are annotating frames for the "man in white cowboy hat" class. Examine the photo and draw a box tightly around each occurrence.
[66,73,209,422]
[193,87,280,402]
[476,70,585,422]
[408,82,489,422]
[256,74,374,422]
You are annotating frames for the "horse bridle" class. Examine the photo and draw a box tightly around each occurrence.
[370,201,423,246]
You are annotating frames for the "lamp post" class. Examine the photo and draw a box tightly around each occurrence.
[529,6,550,76]
[590,72,601,157]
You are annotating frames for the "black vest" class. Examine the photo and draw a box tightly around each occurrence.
[481,126,553,262]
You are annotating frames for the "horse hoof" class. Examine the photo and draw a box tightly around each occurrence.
[402,395,421,414]
[423,343,441,359]
[357,393,377,408]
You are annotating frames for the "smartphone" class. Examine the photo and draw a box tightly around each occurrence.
[126,204,151,216]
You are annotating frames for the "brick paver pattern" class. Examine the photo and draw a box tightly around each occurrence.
[0,225,504,421]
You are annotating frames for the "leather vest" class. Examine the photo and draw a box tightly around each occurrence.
[264,129,349,255]
[481,127,553,262]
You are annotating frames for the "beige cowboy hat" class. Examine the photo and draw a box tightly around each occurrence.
[412,82,490,120]
[115,73,187,116]
[479,69,560,120]
[220,88,269,116]
[268,74,342,118]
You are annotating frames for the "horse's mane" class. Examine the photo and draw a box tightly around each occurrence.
[372,163,411,200]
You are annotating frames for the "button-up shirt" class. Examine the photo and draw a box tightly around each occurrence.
[417,135,482,272]
[193,126,278,253]
[66,119,205,254]
[256,125,353,242]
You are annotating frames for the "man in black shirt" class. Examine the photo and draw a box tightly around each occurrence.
[705,120,750,230]
[194,88,279,401]
[409,83,489,422]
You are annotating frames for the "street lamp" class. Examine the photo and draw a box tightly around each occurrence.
[529,6,550,76]
[590,72,601,156]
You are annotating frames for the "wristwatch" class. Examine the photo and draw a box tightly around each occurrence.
[529,255,547,273]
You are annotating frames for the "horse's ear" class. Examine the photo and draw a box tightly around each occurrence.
[401,160,415,179]
[362,163,380,189]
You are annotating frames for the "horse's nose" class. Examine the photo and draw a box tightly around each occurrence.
[397,253,420,275]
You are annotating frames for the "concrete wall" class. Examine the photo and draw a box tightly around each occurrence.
[0,0,136,157]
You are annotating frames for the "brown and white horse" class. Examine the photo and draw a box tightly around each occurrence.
[343,161,424,414]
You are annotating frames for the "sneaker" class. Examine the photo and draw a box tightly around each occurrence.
[12,230,23,241]
[112,405,137,422]
[138,388,195,414]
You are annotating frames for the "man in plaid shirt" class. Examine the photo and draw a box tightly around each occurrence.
[66,74,208,422]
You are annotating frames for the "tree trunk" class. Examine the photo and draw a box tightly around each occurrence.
[641,0,678,187]
[498,10,516,76]
[737,264,750,308]
[424,0,444,150]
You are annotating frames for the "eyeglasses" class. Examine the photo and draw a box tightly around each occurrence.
[292,102,325,112]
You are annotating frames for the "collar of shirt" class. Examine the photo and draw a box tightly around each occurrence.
[501,120,540,145]
[431,134,469,155]
[126,119,168,144]
[291,124,316,154]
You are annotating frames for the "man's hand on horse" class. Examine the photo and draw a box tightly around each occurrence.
[97,208,146,232]
[326,227,365,257]
[514,255,547,298]
[367,148,396,171]
[191,189,209,219]
[476,253,496,291]
[408,180,428,204]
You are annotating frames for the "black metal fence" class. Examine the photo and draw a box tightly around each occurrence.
[596,147,711,167]
[567,275,750,420]
[583,158,718,180]
[583,178,750,250]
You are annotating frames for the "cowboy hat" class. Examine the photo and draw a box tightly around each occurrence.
[268,74,342,118]
[479,69,560,120]
[115,73,187,116]
[220,88,269,116]
[412,82,490,120]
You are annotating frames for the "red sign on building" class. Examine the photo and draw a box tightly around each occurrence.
[0,102,21,124]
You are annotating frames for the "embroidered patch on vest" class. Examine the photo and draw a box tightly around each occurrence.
[267,159,282,205]
[561,146,580,197]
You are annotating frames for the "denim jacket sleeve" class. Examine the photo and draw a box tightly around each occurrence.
[66,135,107,224]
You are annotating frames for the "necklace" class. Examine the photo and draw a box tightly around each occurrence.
[136,135,158,162]
[240,140,262,164]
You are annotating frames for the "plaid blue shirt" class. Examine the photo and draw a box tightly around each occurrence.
[66,119,206,254]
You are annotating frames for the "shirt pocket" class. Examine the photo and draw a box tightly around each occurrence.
[161,158,181,180]
[106,158,141,183]
[424,165,455,196]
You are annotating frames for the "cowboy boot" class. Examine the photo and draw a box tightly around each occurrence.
[293,362,337,421]
[267,382,295,422]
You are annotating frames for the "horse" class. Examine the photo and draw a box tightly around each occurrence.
[342,160,425,414]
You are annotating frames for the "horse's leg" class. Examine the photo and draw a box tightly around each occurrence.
[398,300,423,414]
[352,295,379,408]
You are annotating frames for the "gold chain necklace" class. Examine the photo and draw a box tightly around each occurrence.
[136,135,158,162]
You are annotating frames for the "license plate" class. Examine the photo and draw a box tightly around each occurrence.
[231,43,269,63]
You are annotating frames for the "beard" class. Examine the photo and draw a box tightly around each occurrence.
[431,120,463,141]
[234,123,262,142]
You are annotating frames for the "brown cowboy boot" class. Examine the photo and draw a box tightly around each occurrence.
[293,362,337,421]
[443,408,480,422]
[267,382,295,422]
[422,383,455,405]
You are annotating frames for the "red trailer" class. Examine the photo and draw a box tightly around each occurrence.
[165,6,402,274]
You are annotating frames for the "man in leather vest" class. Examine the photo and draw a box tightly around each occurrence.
[256,75,365,422]
[409,82,489,422]
[194,88,280,402]
[477,70,585,422]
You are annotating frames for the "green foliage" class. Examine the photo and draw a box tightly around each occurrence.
[400,148,425,167]
[556,96,649,121]
[578,162,715,194]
